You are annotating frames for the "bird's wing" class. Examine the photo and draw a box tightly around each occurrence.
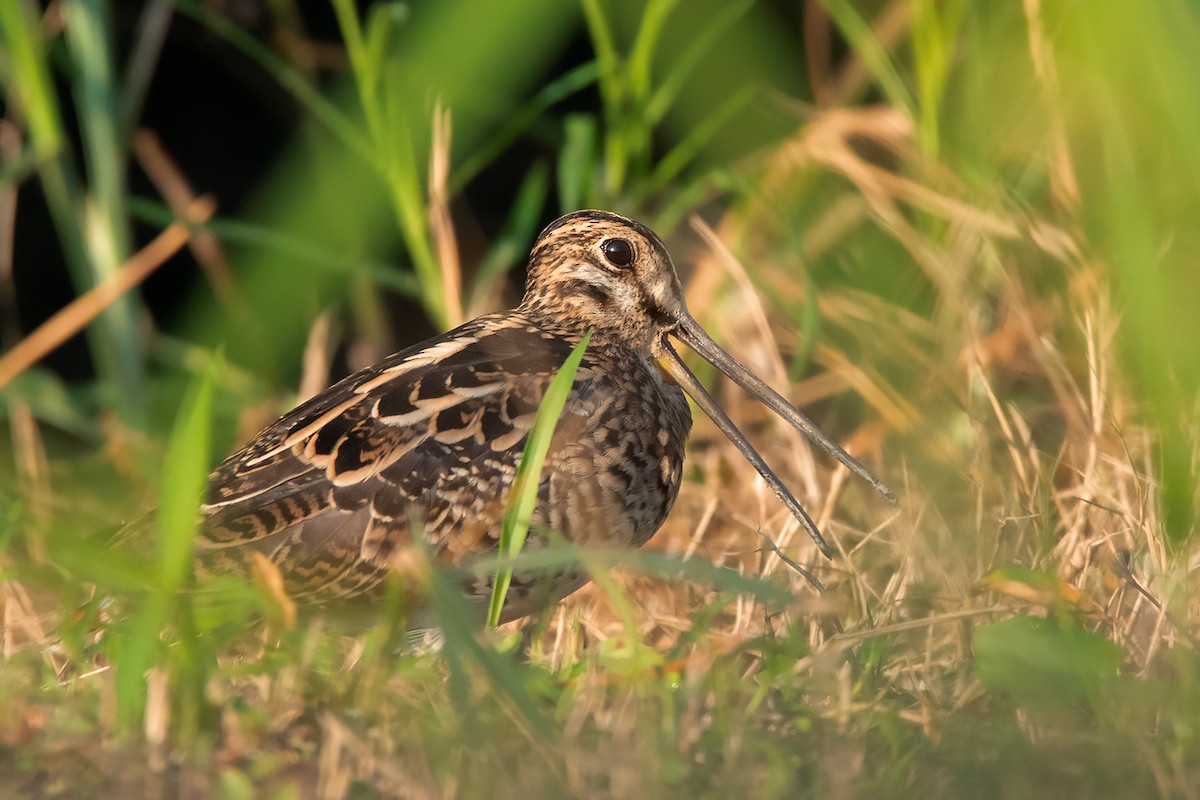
[199,314,587,601]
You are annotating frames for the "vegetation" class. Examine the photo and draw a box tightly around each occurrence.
[2,0,1199,796]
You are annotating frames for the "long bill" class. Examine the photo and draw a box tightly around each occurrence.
[672,314,897,506]
[658,315,897,560]
[658,338,834,560]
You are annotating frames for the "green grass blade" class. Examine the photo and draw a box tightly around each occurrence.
[622,0,679,181]
[363,2,411,86]
[111,601,165,731]
[911,0,967,156]
[450,60,599,193]
[818,0,916,117]
[118,0,173,140]
[2,0,142,418]
[465,542,794,608]
[626,0,679,105]
[643,85,755,196]
[427,560,556,738]
[63,0,144,415]
[558,114,598,212]
[0,0,66,160]
[580,0,626,193]
[155,359,214,593]
[151,360,218,738]
[467,162,550,308]
[580,0,620,114]
[332,0,447,328]
[645,0,754,124]
[487,330,592,628]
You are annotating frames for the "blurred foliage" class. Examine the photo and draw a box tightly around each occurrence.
[974,616,1123,710]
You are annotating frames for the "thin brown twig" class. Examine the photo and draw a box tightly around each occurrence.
[298,310,334,402]
[133,130,240,309]
[803,0,835,107]
[1022,0,1081,213]
[429,103,463,328]
[0,196,215,391]
[0,120,25,348]
[830,0,912,106]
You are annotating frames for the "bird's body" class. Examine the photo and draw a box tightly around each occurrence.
[198,210,894,627]
[201,309,689,622]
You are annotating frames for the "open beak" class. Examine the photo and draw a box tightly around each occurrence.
[659,313,897,560]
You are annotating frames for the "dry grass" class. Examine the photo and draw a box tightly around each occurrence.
[3,106,1196,797]
[545,102,1186,673]
[3,1,1199,797]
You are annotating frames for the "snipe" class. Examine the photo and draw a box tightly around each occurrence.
[200,210,895,627]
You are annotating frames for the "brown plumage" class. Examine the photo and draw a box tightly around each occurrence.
[198,210,894,627]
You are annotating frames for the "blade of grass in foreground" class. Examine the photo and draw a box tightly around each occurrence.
[155,363,214,595]
[64,0,145,417]
[427,560,557,740]
[467,544,794,608]
[111,362,214,732]
[487,330,592,628]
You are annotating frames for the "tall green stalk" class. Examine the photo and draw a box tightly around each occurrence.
[2,0,144,419]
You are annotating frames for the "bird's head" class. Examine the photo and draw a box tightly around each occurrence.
[520,210,686,352]
[519,210,897,559]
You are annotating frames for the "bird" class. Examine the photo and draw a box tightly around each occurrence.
[196,210,895,630]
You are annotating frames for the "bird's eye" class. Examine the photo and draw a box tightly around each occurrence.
[601,238,634,268]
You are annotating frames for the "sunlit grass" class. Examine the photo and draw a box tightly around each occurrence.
[2,0,1199,796]
[487,330,592,628]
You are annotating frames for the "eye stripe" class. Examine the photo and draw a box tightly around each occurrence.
[637,286,672,325]
[557,277,616,309]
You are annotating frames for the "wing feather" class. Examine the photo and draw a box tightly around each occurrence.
[198,314,575,601]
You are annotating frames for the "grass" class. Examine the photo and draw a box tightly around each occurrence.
[487,330,592,628]
[2,0,1200,797]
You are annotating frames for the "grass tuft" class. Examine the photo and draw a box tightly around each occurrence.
[488,330,593,628]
